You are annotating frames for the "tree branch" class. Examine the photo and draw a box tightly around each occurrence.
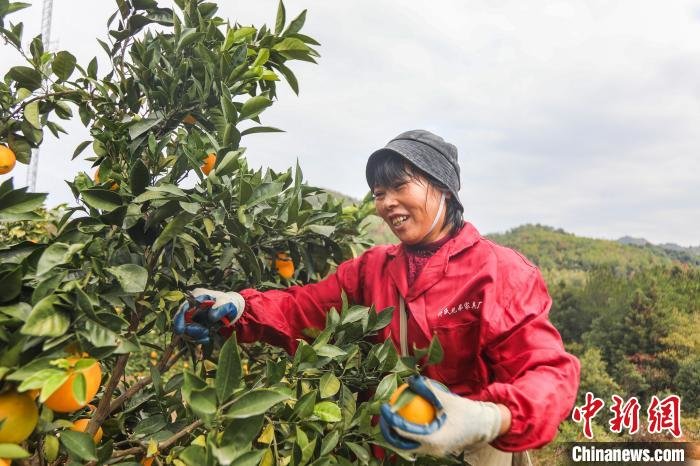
[86,353,129,437]
[109,341,184,413]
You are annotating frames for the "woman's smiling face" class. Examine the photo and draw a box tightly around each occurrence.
[373,169,450,245]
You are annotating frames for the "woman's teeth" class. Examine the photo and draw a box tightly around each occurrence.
[391,215,408,226]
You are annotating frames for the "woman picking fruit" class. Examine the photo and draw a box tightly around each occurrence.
[175,130,580,465]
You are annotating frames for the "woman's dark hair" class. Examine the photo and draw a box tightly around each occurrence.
[367,151,464,233]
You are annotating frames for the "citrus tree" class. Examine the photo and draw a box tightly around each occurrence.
[0,1,448,465]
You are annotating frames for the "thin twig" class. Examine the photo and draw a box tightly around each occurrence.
[108,343,184,413]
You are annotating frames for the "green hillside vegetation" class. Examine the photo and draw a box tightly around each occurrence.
[483,224,700,452]
[486,224,680,272]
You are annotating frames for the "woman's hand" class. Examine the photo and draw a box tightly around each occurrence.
[173,288,245,344]
[379,375,506,458]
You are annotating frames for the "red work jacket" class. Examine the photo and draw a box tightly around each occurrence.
[235,222,580,451]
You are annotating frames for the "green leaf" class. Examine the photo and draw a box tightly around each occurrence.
[59,430,97,461]
[20,295,70,337]
[374,373,398,401]
[72,372,87,406]
[319,429,340,456]
[247,181,284,206]
[319,373,340,399]
[38,370,71,401]
[0,443,30,459]
[252,48,270,67]
[272,37,309,53]
[230,450,266,466]
[0,302,31,321]
[213,149,242,176]
[220,414,264,450]
[345,442,369,464]
[24,100,40,128]
[216,332,242,402]
[152,212,194,251]
[128,115,163,139]
[81,188,122,211]
[239,95,272,121]
[129,159,149,196]
[240,126,284,137]
[52,51,77,80]
[189,386,218,418]
[274,61,299,95]
[0,185,46,216]
[426,334,444,365]
[306,225,335,237]
[36,242,84,276]
[0,265,21,303]
[371,307,394,331]
[72,141,91,160]
[17,368,68,392]
[132,414,166,437]
[283,9,306,36]
[106,264,148,293]
[291,390,316,420]
[274,0,285,34]
[177,28,204,50]
[7,66,42,91]
[43,434,59,462]
[225,389,291,419]
[315,344,346,359]
[313,401,341,423]
[7,137,31,165]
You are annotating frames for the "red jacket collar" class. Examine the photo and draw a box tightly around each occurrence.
[386,221,481,259]
[387,221,482,301]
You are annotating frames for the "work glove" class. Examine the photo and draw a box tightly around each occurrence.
[379,375,502,458]
[173,288,245,344]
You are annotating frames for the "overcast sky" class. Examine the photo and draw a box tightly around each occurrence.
[1,1,699,246]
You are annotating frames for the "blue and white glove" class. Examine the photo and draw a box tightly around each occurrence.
[173,288,245,344]
[379,376,502,458]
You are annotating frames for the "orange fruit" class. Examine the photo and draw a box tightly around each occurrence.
[200,153,216,175]
[70,418,103,443]
[0,146,16,175]
[388,383,436,425]
[150,351,158,359]
[0,390,39,443]
[183,114,197,125]
[275,252,294,279]
[141,457,154,466]
[0,459,11,466]
[44,358,102,413]
[93,168,118,191]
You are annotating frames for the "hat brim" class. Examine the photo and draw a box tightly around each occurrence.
[366,145,463,209]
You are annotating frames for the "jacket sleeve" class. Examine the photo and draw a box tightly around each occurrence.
[480,268,580,452]
[231,253,367,354]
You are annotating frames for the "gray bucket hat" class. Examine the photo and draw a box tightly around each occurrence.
[366,129,462,208]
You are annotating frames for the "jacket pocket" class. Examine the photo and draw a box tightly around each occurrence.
[432,321,482,387]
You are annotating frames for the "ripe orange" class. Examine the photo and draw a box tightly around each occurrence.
[183,114,197,125]
[70,418,103,443]
[0,458,11,466]
[0,146,16,175]
[388,383,436,425]
[44,358,102,413]
[201,153,216,175]
[141,457,154,466]
[275,252,294,279]
[0,390,39,443]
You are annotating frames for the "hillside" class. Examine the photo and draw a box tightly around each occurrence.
[485,224,698,272]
